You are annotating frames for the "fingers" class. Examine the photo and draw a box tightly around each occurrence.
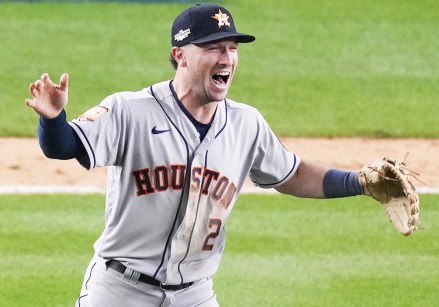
[28,82,35,95]
[40,72,54,90]
[59,73,69,91]
[26,73,49,109]
[27,72,67,96]
[26,72,69,108]
[28,81,40,97]
[35,79,44,91]
[41,72,49,82]
[28,73,48,96]
[25,98,36,109]
[37,72,69,91]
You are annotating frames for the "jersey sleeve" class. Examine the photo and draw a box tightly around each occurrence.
[70,94,131,170]
[249,111,300,189]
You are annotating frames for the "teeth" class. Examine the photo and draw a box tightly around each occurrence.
[212,71,230,85]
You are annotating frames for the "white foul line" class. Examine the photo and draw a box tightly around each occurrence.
[0,185,438,195]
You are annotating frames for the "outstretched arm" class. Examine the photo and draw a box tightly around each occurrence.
[276,160,363,199]
[276,160,327,198]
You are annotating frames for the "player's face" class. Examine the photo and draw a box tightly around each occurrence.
[183,40,238,104]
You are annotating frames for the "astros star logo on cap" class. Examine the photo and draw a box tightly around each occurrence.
[212,9,231,28]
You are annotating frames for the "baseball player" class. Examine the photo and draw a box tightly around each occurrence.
[25,4,368,306]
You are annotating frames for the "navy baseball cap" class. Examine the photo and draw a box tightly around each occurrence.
[172,4,255,47]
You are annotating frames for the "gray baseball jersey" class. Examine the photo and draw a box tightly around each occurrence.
[70,80,300,285]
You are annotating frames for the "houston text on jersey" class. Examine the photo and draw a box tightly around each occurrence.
[132,165,237,210]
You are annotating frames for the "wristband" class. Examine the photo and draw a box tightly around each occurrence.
[323,169,364,198]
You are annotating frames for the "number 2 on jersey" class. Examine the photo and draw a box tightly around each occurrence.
[202,218,222,251]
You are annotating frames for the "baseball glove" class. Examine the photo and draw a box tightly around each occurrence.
[358,156,420,236]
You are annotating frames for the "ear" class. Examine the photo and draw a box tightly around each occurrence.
[171,47,186,67]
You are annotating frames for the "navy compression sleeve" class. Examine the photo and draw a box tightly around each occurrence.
[38,110,89,168]
[322,169,364,198]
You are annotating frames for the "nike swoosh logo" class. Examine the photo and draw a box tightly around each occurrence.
[152,126,171,135]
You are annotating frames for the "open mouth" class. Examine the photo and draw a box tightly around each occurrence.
[212,71,230,86]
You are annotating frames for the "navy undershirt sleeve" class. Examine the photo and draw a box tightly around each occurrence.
[322,169,364,198]
[38,109,89,168]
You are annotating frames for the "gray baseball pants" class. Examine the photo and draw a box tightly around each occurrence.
[75,255,219,307]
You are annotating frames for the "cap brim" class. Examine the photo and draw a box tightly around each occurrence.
[191,32,255,45]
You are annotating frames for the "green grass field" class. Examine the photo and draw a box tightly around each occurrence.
[0,194,438,306]
[1,0,438,137]
[1,1,438,306]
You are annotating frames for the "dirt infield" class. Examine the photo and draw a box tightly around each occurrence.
[1,137,438,190]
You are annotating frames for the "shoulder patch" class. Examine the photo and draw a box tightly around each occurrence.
[78,106,109,121]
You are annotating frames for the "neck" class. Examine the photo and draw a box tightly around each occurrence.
[172,79,219,125]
